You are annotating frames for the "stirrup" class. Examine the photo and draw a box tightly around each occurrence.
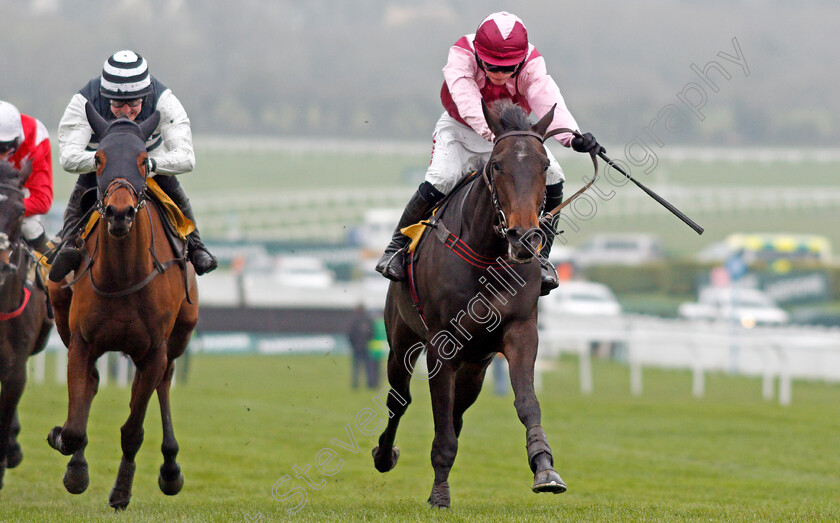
[377,248,407,282]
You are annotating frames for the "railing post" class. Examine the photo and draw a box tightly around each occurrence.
[579,347,593,395]
[691,344,705,398]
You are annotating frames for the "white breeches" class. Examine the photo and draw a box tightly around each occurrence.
[424,112,565,195]
[22,215,44,241]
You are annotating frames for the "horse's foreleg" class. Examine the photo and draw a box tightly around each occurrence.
[0,360,26,489]
[503,323,566,494]
[47,333,98,494]
[372,341,419,473]
[6,411,23,469]
[108,348,167,510]
[156,361,184,496]
[427,356,457,508]
[452,359,493,437]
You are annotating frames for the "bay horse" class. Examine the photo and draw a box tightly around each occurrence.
[0,160,53,489]
[47,103,198,510]
[373,100,574,507]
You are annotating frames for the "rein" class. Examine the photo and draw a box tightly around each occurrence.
[0,241,32,321]
[481,128,599,238]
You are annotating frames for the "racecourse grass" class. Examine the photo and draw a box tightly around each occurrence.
[2,352,838,521]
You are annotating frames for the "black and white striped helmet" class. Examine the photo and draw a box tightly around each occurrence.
[99,50,152,100]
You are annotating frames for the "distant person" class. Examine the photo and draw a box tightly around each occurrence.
[375,11,604,296]
[367,314,388,388]
[50,50,217,282]
[348,304,374,389]
[0,100,53,253]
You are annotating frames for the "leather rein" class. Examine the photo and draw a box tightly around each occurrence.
[481,127,599,237]
[0,182,32,320]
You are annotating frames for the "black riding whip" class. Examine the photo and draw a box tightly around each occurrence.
[597,150,704,235]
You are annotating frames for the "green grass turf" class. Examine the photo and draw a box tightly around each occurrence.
[3,353,838,521]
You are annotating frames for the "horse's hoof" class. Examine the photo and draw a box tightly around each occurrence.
[63,460,89,494]
[108,488,131,510]
[158,472,185,496]
[427,481,450,508]
[532,468,566,494]
[372,445,400,472]
[6,443,23,469]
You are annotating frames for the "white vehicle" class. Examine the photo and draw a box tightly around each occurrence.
[574,233,663,267]
[540,281,622,318]
[678,287,789,326]
[272,256,335,288]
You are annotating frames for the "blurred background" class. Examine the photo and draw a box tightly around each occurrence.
[3,0,839,379]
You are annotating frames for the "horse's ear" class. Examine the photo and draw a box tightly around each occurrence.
[85,101,109,138]
[482,99,502,137]
[18,160,32,188]
[138,111,160,142]
[532,104,557,137]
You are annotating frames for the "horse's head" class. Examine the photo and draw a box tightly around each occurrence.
[0,160,31,277]
[481,100,556,263]
[85,102,160,239]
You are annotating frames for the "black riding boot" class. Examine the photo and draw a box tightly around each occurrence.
[156,177,218,275]
[539,182,564,296]
[49,174,97,282]
[25,231,49,254]
[375,182,445,282]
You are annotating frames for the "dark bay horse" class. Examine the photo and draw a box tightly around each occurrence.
[47,103,198,510]
[0,161,53,489]
[373,100,569,507]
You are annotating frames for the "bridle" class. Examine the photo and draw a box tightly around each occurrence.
[62,178,189,301]
[96,177,148,218]
[481,128,598,238]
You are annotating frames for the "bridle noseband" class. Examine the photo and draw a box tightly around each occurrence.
[481,128,597,238]
[96,178,148,217]
[481,130,558,238]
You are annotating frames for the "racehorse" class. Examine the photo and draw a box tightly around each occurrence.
[0,160,53,489]
[47,103,198,510]
[373,100,572,508]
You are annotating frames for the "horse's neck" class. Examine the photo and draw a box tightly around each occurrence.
[457,177,508,258]
[0,247,28,311]
[94,211,156,279]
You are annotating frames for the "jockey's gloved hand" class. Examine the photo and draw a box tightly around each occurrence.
[571,132,605,155]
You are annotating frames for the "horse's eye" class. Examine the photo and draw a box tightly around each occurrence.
[543,162,550,172]
[94,156,101,166]
[492,162,501,173]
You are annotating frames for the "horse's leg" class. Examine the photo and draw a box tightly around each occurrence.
[427,356,457,508]
[47,333,98,494]
[502,322,566,494]
[108,348,167,510]
[372,321,421,473]
[6,410,22,469]
[0,358,26,489]
[452,359,493,438]
[156,360,184,496]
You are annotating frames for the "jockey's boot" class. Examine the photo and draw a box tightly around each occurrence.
[539,182,564,296]
[162,182,218,275]
[25,231,50,255]
[48,176,96,282]
[375,181,445,282]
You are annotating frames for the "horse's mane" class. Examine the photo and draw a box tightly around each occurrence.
[0,161,22,185]
[491,99,531,133]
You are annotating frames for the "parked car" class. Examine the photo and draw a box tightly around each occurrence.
[678,287,789,326]
[573,233,663,267]
[540,281,622,318]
